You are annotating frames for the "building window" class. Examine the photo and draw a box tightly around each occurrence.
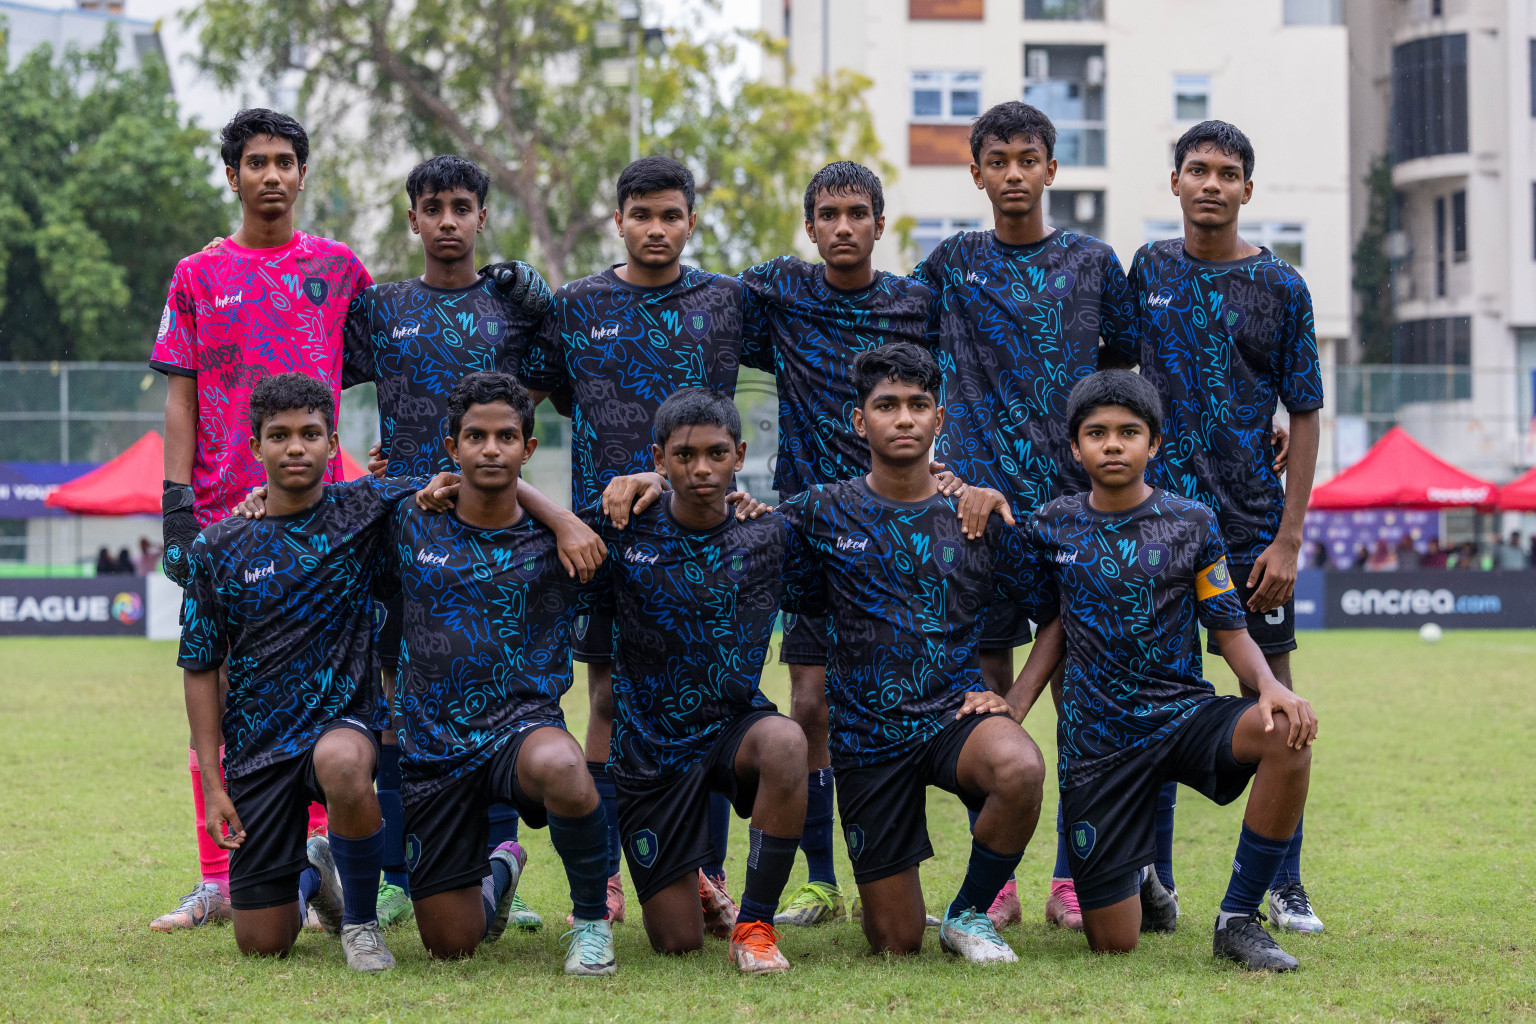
[1431,0,1443,15]
[1241,222,1306,267]
[1173,75,1210,122]
[1283,0,1342,24]
[913,217,984,260]
[1391,317,1471,365]
[1451,190,1467,262]
[1530,39,1536,116]
[1434,195,1447,296]
[1144,220,1182,245]
[1024,0,1102,20]
[1047,190,1104,239]
[1023,45,1105,166]
[1391,34,1468,164]
[911,71,982,122]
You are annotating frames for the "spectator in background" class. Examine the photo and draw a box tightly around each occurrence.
[95,546,117,576]
[1366,539,1398,572]
[114,548,135,575]
[1448,541,1478,569]
[1395,534,1421,570]
[1528,534,1536,567]
[135,537,162,575]
[1350,544,1369,571]
[1421,538,1447,569]
[1497,531,1527,570]
[1303,540,1328,570]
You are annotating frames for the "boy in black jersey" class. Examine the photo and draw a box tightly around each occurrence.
[587,388,814,974]
[1007,370,1317,971]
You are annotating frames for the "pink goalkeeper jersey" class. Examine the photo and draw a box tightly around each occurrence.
[149,232,372,526]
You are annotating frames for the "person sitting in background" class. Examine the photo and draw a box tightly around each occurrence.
[1420,538,1447,569]
[115,548,135,575]
[1350,544,1369,571]
[1365,540,1397,572]
[1528,534,1536,567]
[1497,532,1527,570]
[1305,541,1329,570]
[1394,535,1421,571]
[135,537,162,575]
[95,547,117,576]
[1448,541,1478,569]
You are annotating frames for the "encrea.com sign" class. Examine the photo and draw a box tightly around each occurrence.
[0,578,146,636]
[1323,570,1535,628]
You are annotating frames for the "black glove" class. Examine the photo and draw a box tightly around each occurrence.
[161,481,199,588]
[479,261,553,317]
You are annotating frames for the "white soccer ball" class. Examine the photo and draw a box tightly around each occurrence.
[1419,622,1443,644]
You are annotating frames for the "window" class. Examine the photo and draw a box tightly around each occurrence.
[1452,190,1467,262]
[1529,39,1536,116]
[1391,34,1468,164]
[1024,0,1103,20]
[1144,220,1181,245]
[1242,222,1306,267]
[1173,75,1210,122]
[911,71,982,122]
[1047,190,1104,239]
[1023,45,1105,166]
[913,217,983,260]
[1431,0,1443,15]
[1283,0,1342,24]
[1435,196,1447,296]
[1391,317,1471,365]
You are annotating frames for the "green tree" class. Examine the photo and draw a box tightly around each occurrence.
[186,0,886,286]
[0,26,230,361]
[1352,154,1394,364]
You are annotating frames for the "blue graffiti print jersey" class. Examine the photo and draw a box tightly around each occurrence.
[1131,241,1324,562]
[779,479,1054,769]
[1026,489,1248,788]
[583,497,817,782]
[912,230,1138,513]
[381,505,576,797]
[739,256,936,498]
[176,477,422,779]
[523,266,744,509]
[342,275,546,476]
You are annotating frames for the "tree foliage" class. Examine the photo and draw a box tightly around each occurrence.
[1352,154,1394,364]
[186,0,887,286]
[0,27,230,361]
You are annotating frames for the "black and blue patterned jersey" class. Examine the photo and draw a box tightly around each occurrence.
[1131,241,1325,563]
[522,265,744,510]
[739,256,936,498]
[177,477,422,779]
[341,275,545,477]
[382,504,577,797]
[582,496,818,783]
[778,478,1054,770]
[1026,488,1248,789]
[911,229,1138,513]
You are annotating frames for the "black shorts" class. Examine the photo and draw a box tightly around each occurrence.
[572,606,615,664]
[979,602,1033,653]
[613,710,780,903]
[779,610,830,666]
[374,594,404,673]
[401,726,558,900]
[1061,696,1257,911]
[226,719,379,911]
[1207,562,1297,656]
[835,713,989,886]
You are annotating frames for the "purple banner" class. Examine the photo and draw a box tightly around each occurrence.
[0,462,98,519]
[0,577,146,636]
[1303,510,1439,569]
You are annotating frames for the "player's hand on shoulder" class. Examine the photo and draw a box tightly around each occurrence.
[552,513,605,582]
[1256,678,1318,750]
[726,490,772,520]
[415,472,461,513]
[956,689,1012,718]
[481,260,553,317]
[234,486,267,519]
[958,487,1016,539]
[367,442,387,478]
[200,237,224,254]
[930,460,965,497]
[601,472,666,528]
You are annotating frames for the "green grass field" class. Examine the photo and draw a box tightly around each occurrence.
[1,632,1532,1023]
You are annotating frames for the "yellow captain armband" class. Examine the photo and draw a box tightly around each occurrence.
[1195,557,1236,601]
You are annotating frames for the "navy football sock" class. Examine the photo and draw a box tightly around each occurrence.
[1221,823,1293,917]
[1273,814,1304,887]
[948,838,1022,918]
[377,744,409,894]
[487,802,520,851]
[739,828,800,925]
[967,807,1016,883]
[1155,781,1178,891]
[704,793,731,880]
[1052,802,1071,878]
[800,767,838,886]
[298,866,320,919]
[330,826,385,926]
[587,761,621,877]
[550,806,610,921]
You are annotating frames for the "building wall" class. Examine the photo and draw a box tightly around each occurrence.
[0,0,163,71]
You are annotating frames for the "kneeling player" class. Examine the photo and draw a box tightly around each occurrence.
[384,373,616,974]
[780,343,1056,964]
[589,388,812,973]
[1009,370,1317,970]
[180,374,453,971]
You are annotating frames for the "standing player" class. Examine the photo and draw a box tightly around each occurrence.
[737,161,936,928]
[180,374,453,971]
[342,153,553,932]
[587,388,813,973]
[909,100,1137,931]
[1131,121,1324,933]
[522,156,746,923]
[151,108,370,932]
[1007,369,1317,970]
[779,343,1055,964]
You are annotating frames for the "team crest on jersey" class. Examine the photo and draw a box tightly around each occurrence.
[1137,543,1171,576]
[723,548,750,583]
[683,309,712,340]
[629,829,659,868]
[157,304,172,340]
[1045,269,1076,299]
[845,825,865,860]
[302,276,329,306]
[404,834,422,871]
[573,613,591,640]
[934,538,964,576]
[509,551,543,582]
[1070,820,1096,859]
[1220,303,1246,333]
[481,316,505,341]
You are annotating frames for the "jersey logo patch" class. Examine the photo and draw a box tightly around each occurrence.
[480,316,505,341]
[629,829,659,869]
[1070,820,1096,860]
[1137,543,1171,576]
[1196,558,1235,601]
[1220,303,1246,333]
[1044,269,1075,298]
[723,548,750,583]
[683,309,713,340]
[404,834,422,872]
[844,825,865,861]
[302,276,329,307]
[573,614,591,641]
[509,552,543,582]
[934,538,964,576]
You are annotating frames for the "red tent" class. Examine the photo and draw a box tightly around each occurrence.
[45,430,370,516]
[1498,464,1536,510]
[1310,426,1498,511]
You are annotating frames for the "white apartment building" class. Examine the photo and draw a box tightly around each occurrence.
[759,0,1350,476]
[0,0,163,71]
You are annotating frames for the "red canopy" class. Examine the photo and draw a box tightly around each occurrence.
[1310,426,1497,511]
[1498,464,1536,510]
[338,446,369,481]
[45,430,163,515]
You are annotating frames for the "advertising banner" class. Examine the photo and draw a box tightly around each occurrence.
[0,577,147,636]
[0,462,97,519]
[1321,570,1536,629]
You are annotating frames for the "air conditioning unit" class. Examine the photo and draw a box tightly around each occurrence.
[1026,48,1050,80]
[1086,55,1105,86]
[1075,191,1098,222]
